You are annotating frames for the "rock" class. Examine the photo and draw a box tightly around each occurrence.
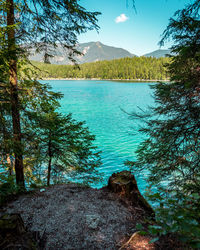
[85,214,100,229]
[0,213,44,249]
[108,171,154,216]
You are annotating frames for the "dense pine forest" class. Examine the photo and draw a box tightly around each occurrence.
[32,56,170,80]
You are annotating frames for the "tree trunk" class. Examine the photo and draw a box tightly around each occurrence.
[6,0,25,188]
[7,155,14,176]
[0,109,14,176]
[47,157,52,186]
[47,139,52,186]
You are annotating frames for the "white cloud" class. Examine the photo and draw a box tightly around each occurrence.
[115,14,129,23]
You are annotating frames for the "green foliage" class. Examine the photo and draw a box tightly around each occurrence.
[31,56,170,80]
[131,0,200,192]
[0,64,102,187]
[146,190,200,248]
[0,0,101,188]
[25,110,102,186]
[129,0,200,247]
[0,174,19,205]
[0,0,100,64]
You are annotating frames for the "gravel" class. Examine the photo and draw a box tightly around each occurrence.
[2,184,143,249]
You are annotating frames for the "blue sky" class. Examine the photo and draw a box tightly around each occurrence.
[78,0,191,56]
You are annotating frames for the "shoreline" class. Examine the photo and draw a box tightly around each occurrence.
[39,77,170,82]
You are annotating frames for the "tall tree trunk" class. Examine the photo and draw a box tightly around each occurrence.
[7,155,14,176]
[6,0,25,188]
[47,156,52,186]
[0,109,13,176]
[47,138,52,186]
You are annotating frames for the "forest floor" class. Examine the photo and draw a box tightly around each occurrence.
[1,184,185,249]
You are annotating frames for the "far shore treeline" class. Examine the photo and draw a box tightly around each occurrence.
[32,56,170,80]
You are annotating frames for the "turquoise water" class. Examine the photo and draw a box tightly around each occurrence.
[42,80,155,191]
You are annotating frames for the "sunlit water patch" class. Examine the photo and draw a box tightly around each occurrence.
[42,80,155,192]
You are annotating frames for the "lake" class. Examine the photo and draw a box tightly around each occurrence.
[42,80,155,192]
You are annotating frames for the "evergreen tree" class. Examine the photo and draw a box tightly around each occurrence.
[0,0,100,188]
[32,56,170,80]
[128,0,200,245]
[27,110,101,186]
[132,0,200,192]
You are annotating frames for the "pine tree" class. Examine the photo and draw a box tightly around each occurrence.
[132,0,200,192]
[128,1,200,245]
[0,0,100,188]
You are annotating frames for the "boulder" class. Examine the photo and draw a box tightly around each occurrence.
[108,171,154,216]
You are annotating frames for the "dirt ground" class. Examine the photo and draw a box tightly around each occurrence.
[0,184,186,249]
[1,184,146,249]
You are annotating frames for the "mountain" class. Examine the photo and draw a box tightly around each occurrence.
[29,41,136,65]
[143,49,171,58]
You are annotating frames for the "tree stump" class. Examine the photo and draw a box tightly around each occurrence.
[108,171,154,216]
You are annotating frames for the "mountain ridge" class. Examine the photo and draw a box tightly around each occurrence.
[29,41,136,65]
[29,41,170,64]
[143,49,171,58]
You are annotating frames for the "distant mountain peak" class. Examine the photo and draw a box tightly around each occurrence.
[29,41,137,65]
[143,49,171,58]
[95,41,102,48]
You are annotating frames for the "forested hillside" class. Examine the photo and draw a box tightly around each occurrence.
[32,56,170,80]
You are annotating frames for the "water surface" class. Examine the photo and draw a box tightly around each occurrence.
[42,80,155,191]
